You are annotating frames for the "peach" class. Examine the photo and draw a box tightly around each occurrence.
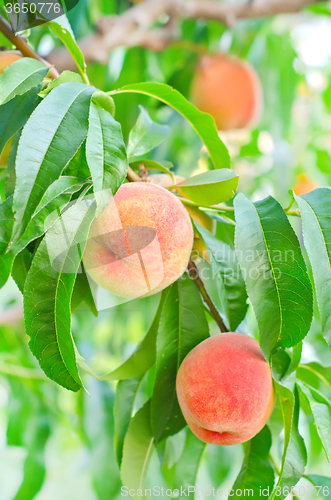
[176,332,274,445]
[191,54,263,131]
[293,174,317,196]
[149,173,215,262]
[83,182,194,299]
[0,51,22,74]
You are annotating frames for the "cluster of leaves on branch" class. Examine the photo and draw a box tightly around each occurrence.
[0,8,331,499]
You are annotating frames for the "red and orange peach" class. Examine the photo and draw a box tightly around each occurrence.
[176,332,274,445]
[83,182,194,298]
[191,54,262,131]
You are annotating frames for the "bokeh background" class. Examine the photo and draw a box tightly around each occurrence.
[1,0,331,498]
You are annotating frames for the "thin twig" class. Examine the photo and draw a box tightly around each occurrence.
[0,15,59,79]
[188,259,229,333]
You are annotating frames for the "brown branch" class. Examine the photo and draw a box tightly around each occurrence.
[0,15,59,79]
[188,259,229,333]
[47,0,323,72]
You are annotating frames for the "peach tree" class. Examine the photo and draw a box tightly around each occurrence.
[0,8,331,499]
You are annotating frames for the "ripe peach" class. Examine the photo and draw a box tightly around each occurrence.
[0,51,22,74]
[293,174,317,196]
[191,54,263,131]
[83,182,194,299]
[176,332,275,445]
[149,173,214,262]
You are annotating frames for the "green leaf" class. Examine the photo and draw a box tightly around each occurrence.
[24,198,96,391]
[270,383,307,500]
[112,82,230,169]
[151,274,209,442]
[196,223,247,330]
[86,102,128,201]
[231,426,275,499]
[100,290,169,381]
[297,382,331,462]
[297,362,331,392]
[48,20,88,83]
[0,195,14,288]
[114,377,142,466]
[284,343,302,379]
[0,85,42,157]
[12,82,94,241]
[39,71,84,96]
[10,176,85,256]
[63,140,90,179]
[11,248,32,294]
[127,106,171,158]
[0,58,49,104]
[234,194,313,360]
[175,169,238,206]
[71,266,98,316]
[307,476,331,498]
[13,416,50,500]
[5,129,21,197]
[172,430,206,498]
[295,188,331,348]
[121,400,154,496]
[92,90,115,116]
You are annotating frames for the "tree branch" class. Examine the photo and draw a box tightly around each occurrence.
[48,0,323,72]
[188,259,229,333]
[0,15,59,79]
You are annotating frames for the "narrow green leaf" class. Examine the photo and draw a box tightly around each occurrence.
[297,362,331,392]
[0,58,49,104]
[284,343,302,379]
[0,195,14,288]
[71,266,98,316]
[39,71,84,96]
[100,290,169,381]
[5,129,21,197]
[175,169,239,206]
[121,400,154,496]
[86,102,128,200]
[13,417,50,500]
[10,176,85,256]
[231,426,274,499]
[63,140,90,179]
[11,248,32,294]
[114,377,142,466]
[24,198,96,391]
[13,82,94,241]
[112,82,230,169]
[234,194,313,359]
[295,188,331,348]
[172,430,206,498]
[270,383,307,500]
[297,382,331,462]
[307,476,331,498]
[196,223,247,330]
[127,106,171,158]
[0,85,42,156]
[48,20,87,82]
[92,90,115,116]
[151,274,209,442]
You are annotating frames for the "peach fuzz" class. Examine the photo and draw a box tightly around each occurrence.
[176,332,275,445]
[0,51,22,74]
[191,54,263,131]
[83,182,194,299]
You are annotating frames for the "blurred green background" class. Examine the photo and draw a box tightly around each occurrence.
[1,0,331,498]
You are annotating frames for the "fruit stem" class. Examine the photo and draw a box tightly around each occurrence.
[0,15,59,79]
[127,166,144,182]
[188,259,229,333]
